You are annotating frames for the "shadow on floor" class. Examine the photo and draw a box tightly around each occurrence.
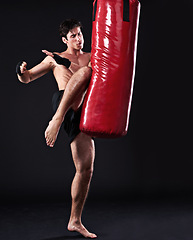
[41,234,84,240]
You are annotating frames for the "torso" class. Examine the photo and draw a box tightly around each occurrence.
[51,51,91,90]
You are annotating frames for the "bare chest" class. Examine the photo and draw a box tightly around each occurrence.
[52,52,90,89]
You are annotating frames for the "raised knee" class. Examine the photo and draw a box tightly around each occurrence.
[79,66,92,79]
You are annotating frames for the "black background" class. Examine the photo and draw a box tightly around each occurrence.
[0,0,193,203]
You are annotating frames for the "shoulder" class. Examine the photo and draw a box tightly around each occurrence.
[55,51,68,58]
[81,52,91,62]
[83,52,91,57]
[41,55,56,69]
[42,55,54,63]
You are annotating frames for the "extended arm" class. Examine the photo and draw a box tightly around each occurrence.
[16,56,54,84]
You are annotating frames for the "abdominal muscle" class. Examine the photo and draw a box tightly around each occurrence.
[52,51,91,91]
[53,61,80,90]
[52,62,86,111]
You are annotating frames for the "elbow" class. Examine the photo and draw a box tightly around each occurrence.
[18,75,30,84]
[22,80,30,84]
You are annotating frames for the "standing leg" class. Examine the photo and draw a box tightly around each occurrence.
[45,66,92,147]
[67,132,97,239]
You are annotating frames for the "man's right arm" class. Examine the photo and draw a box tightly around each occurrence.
[16,56,54,84]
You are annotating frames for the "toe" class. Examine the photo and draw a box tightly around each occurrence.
[90,233,97,238]
[46,137,52,146]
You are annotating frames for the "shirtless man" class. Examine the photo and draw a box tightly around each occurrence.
[16,19,97,239]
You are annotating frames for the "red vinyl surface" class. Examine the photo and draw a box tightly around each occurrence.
[80,0,141,138]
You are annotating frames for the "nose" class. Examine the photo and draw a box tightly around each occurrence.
[76,35,81,42]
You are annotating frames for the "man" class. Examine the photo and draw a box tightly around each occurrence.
[16,19,97,239]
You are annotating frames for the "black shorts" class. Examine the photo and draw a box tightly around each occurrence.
[52,90,82,144]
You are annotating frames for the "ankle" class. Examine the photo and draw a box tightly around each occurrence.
[52,115,64,122]
[69,217,81,225]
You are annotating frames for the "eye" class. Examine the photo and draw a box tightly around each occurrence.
[71,34,76,38]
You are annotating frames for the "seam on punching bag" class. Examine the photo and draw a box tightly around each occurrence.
[93,0,98,21]
[123,0,130,22]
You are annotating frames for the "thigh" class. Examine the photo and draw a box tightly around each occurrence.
[71,66,92,111]
[70,132,95,172]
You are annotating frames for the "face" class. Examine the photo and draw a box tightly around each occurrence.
[64,26,84,50]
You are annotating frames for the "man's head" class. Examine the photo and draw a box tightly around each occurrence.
[59,19,84,50]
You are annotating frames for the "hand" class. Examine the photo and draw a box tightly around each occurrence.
[20,61,27,75]
[16,61,27,76]
[42,49,54,58]
[42,49,71,68]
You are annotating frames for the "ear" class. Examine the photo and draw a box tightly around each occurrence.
[62,37,68,45]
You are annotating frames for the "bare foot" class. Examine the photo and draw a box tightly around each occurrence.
[68,221,97,238]
[45,118,63,147]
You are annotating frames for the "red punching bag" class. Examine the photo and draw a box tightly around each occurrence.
[80,0,141,138]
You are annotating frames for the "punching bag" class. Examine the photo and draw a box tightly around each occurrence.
[80,0,141,138]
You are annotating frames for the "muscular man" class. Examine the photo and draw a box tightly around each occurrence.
[16,19,97,239]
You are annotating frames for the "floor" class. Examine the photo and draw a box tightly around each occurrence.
[1,195,193,240]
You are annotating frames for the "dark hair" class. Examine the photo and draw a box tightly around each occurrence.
[59,19,83,39]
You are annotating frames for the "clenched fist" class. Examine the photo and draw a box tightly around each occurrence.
[16,61,27,76]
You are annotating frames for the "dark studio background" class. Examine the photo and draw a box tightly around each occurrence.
[0,0,193,204]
